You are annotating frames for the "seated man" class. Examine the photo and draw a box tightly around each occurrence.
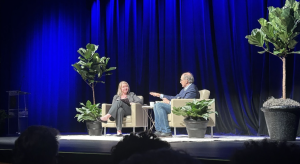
[150,72,199,137]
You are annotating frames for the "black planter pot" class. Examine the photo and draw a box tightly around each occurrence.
[184,118,208,138]
[86,121,103,136]
[262,107,300,141]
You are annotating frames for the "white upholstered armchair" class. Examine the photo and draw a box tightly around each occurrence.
[101,96,147,135]
[168,89,216,137]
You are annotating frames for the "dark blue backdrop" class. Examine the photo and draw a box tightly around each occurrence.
[1,0,300,135]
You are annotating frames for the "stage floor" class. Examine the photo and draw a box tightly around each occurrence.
[1,134,300,161]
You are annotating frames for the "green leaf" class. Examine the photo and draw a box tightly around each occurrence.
[72,63,81,71]
[98,69,103,78]
[85,49,93,59]
[288,40,298,49]
[105,58,110,64]
[258,18,268,26]
[290,51,300,54]
[274,51,281,55]
[104,67,117,72]
[265,41,270,51]
[75,108,84,114]
[281,9,294,33]
[285,0,296,8]
[258,51,266,54]
[86,100,92,108]
[292,21,300,32]
[95,81,105,84]
[86,43,96,52]
[245,29,265,47]
[77,48,86,58]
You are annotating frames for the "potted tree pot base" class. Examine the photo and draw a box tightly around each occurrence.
[184,118,209,138]
[86,121,103,136]
[262,107,300,141]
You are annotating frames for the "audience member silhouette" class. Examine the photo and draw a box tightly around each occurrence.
[13,125,60,164]
[110,131,171,164]
[230,139,300,164]
[120,148,199,164]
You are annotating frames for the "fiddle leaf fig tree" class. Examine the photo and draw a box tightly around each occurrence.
[72,43,116,104]
[246,0,300,99]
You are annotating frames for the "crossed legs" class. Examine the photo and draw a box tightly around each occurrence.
[101,100,131,134]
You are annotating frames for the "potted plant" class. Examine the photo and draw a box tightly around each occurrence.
[172,99,217,138]
[72,43,116,136]
[75,100,102,136]
[245,0,300,141]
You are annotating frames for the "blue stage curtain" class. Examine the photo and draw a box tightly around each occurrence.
[0,0,91,133]
[2,0,300,135]
[90,0,300,135]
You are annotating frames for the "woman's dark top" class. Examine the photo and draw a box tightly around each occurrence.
[120,98,131,106]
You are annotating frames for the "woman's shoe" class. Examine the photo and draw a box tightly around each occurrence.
[96,117,107,123]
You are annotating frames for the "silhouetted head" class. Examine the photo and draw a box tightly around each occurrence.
[120,148,198,164]
[230,139,300,164]
[13,125,60,164]
[111,131,171,164]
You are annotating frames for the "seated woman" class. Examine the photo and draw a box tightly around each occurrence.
[99,81,142,136]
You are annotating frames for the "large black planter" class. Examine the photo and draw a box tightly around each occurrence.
[262,107,300,141]
[184,118,208,138]
[86,121,103,136]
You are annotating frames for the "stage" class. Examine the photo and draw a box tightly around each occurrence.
[1,134,300,164]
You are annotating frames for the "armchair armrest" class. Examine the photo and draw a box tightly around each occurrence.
[171,99,196,111]
[130,103,143,125]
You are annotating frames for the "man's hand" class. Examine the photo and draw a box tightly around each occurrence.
[162,98,170,104]
[150,92,161,97]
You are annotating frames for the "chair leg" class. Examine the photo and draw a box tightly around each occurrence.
[174,127,176,136]
[211,127,213,138]
[104,127,106,136]
[133,127,135,133]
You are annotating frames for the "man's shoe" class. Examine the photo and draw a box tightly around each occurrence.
[154,131,161,137]
[159,132,172,137]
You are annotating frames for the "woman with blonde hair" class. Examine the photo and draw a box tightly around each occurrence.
[98,81,142,136]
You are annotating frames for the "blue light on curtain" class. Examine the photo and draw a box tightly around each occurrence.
[8,0,91,132]
[90,0,300,135]
[3,0,300,135]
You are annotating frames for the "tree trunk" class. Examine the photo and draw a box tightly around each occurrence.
[92,83,95,105]
[282,57,286,99]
